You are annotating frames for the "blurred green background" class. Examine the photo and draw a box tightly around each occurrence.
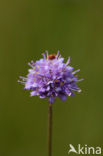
[0,0,103,156]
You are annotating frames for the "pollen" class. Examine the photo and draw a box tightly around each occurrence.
[60,82,64,86]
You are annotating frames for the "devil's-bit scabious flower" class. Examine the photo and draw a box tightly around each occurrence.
[18,51,83,103]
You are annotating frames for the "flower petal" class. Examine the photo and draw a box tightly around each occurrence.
[49,96,55,103]
[59,94,67,101]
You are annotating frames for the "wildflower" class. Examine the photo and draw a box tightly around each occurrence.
[18,51,83,103]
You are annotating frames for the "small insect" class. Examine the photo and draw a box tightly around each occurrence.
[48,54,56,60]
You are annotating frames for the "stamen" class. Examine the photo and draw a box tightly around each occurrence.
[19,76,27,81]
[46,50,49,59]
[28,62,34,68]
[58,54,61,59]
[42,53,46,59]
[78,89,82,93]
[18,80,25,84]
[68,92,72,96]
[56,51,60,59]
[72,69,80,74]
[31,60,35,65]
[66,57,70,66]
[77,78,84,82]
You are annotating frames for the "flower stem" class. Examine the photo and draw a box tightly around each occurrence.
[48,102,52,156]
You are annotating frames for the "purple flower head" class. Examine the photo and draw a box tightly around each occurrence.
[18,51,83,103]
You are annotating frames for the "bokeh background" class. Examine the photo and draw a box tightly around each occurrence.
[0,0,103,156]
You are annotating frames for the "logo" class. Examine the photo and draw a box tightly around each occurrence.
[68,144,102,155]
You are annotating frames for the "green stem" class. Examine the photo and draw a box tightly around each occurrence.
[48,102,52,156]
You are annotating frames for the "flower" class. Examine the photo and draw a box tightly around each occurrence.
[18,51,83,103]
